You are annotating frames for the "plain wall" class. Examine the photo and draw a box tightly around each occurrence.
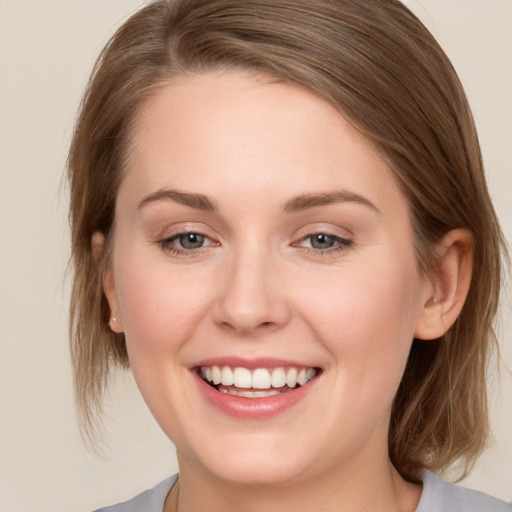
[0,1,510,510]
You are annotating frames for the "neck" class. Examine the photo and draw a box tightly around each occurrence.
[168,450,421,512]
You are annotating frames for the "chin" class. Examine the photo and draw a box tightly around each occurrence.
[178,429,316,487]
[205,453,310,487]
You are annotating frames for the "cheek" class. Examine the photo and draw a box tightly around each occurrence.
[110,248,216,433]
[295,255,421,385]
[113,248,213,358]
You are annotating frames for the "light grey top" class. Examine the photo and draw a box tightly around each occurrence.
[93,470,511,512]
[93,475,179,512]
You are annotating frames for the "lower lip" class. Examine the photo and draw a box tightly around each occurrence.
[192,370,319,419]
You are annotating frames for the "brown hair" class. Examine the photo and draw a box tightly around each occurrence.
[68,0,506,480]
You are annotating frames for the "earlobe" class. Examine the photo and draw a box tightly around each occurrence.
[92,231,124,334]
[414,229,473,340]
[104,261,124,334]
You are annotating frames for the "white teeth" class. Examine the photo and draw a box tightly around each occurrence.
[252,368,272,389]
[297,368,308,386]
[271,368,287,388]
[286,367,298,388]
[200,365,318,391]
[241,389,280,398]
[212,366,222,385]
[221,366,234,386]
[233,367,252,388]
[218,386,282,398]
[306,368,316,380]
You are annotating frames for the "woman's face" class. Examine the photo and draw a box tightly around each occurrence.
[105,70,432,485]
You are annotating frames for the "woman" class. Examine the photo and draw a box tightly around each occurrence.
[67,0,510,510]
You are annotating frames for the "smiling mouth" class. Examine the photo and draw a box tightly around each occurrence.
[196,365,321,398]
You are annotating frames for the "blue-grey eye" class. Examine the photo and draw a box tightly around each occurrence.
[178,233,205,249]
[309,233,335,249]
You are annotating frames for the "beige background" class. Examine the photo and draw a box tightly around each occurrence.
[0,1,511,510]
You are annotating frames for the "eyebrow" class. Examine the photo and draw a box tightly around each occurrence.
[137,188,379,214]
[137,188,217,211]
[283,190,379,214]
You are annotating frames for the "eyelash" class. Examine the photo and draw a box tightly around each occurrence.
[294,232,353,257]
[156,231,353,257]
[157,231,216,256]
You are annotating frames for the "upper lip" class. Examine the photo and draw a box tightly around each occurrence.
[191,356,319,370]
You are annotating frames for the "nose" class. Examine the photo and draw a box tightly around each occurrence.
[212,245,291,337]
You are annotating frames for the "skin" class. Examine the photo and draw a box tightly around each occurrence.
[99,70,473,512]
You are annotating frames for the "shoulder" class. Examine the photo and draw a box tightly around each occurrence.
[91,474,178,512]
[417,470,511,512]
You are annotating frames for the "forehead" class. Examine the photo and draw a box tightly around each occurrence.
[120,70,407,218]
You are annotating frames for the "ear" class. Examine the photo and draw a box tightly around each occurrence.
[92,231,124,334]
[414,229,473,340]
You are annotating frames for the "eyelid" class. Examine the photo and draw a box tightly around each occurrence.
[301,232,347,242]
[153,221,218,244]
[292,222,353,241]
[296,232,352,246]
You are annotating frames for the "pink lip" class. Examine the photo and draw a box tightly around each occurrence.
[191,363,320,419]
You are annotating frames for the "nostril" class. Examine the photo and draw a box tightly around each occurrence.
[257,321,278,332]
